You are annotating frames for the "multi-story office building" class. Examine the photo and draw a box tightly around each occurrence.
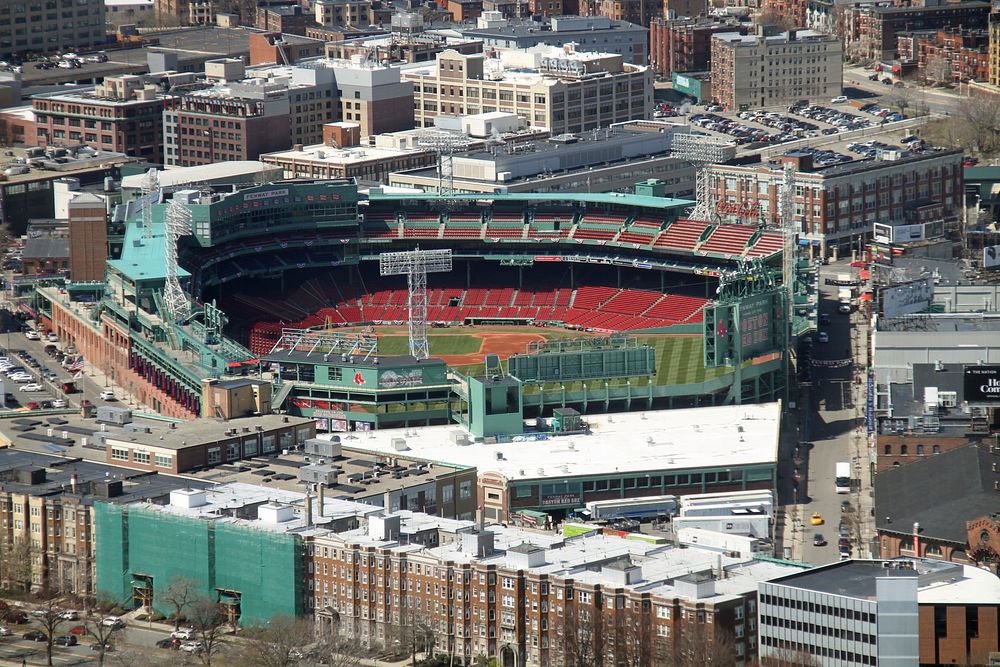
[314,0,372,28]
[32,75,169,162]
[845,2,990,62]
[309,514,804,666]
[0,0,105,59]
[704,148,964,258]
[462,15,649,65]
[710,29,842,111]
[403,45,652,132]
[759,558,1000,667]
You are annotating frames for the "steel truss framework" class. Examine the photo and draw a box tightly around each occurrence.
[670,133,737,222]
[379,249,453,360]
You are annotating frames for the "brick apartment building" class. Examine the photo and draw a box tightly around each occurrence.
[32,76,166,162]
[704,148,963,258]
[256,4,312,35]
[897,28,989,85]
[308,518,801,666]
[0,0,105,60]
[649,18,745,78]
[248,31,327,66]
[761,0,808,30]
[844,1,991,62]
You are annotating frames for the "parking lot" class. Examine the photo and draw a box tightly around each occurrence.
[0,340,73,412]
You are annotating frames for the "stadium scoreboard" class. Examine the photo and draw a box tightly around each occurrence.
[704,289,784,368]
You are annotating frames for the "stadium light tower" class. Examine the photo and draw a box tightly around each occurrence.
[163,195,193,322]
[417,131,471,196]
[140,168,159,241]
[670,133,736,222]
[379,249,453,360]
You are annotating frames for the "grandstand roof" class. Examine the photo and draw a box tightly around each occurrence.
[320,402,780,482]
[366,190,695,211]
[107,216,190,283]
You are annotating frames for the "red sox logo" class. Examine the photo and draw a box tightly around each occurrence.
[354,372,365,386]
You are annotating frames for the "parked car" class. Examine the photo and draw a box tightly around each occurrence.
[24,330,39,340]
[171,627,195,640]
[69,625,87,635]
[830,95,848,104]
[838,537,852,548]
[46,332,58,342]
[51,399,67,408]
[101,616,125,629]
[157,637,181,650]
[54,635,77,646]
[19,383,43,392]
[58,610,78,621]
[180,641,204,654]
[22,630,47,642]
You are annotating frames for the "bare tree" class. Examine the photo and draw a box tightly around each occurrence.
[237,615,314,667]
[758,647,823,666]
[923,54,952,86]
[32,594,70,667]
[552,606,603,667]
[161,575,199,631]
[188,596,228,666]
[654,622,737,667]
[84,596,129,667]
[312,631,366,667]
[391,604,436,666]
[0,538,33,592]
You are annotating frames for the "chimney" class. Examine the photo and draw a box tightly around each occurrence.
[913,522,920,557]
[70,473,77,494]
[305,494,313,527]
[317,484,325,518]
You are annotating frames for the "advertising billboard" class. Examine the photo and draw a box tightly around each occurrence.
[984,244,1000,270]
[879,277,934,319]
[963,366,1000,403]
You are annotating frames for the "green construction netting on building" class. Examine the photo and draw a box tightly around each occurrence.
[95,503,305,625]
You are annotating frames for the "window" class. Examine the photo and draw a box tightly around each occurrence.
[155,454,172,468]
[460,480,472,499]
[111,448,128,461]
[207,447,221,465]
[133,451,150,465]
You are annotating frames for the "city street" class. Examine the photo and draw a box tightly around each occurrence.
[842,65,967,117]
[780,259,875,566]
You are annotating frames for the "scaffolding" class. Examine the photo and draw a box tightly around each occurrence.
[670,133,737,222]
[379,249,453,360]
[140,168,159,241]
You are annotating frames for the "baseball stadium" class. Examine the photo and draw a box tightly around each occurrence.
[34,178,803,432]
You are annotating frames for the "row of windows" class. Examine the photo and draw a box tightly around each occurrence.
[761,637,876,665]
[760,594,874,623]
[761,615,875,644]
[883,443,941,455]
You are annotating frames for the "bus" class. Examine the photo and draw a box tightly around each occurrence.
[835,461,851,494]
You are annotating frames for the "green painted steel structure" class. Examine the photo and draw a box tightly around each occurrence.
[95,504,305,625]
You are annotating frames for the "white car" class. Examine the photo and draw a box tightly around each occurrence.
[171,627,195,640]
[51,399,67,408]
[58,610,78,621]
[19,383,43,392]
[24,330,40,340]
[99,390,116,401]
[180,641,203,653]
[101,616,125,628]
[46,333,58,342]
[831,95,848,104]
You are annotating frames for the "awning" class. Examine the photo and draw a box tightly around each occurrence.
[227,362,242,368]
[241,359,260,365]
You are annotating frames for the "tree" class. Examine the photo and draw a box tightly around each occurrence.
[32,594,70,667]
[161,575,199,631]
[312,632,366,667]
[552,606,603,667]
[758,647,823,666]
[237,615,314,667]
[188,596,229,666]
[654,622,737,667]
[84,595,129,667]
[391,604,436,666]
[0,538,33,592]
[924,54,952,86]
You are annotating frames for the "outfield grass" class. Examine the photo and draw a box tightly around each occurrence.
[376,335,482,356]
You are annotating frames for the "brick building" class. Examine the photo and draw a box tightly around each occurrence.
[0,0,105,60]
[876,444,999,565]
[897,28,989,85]
[308,516,803,665]
[68,193,109,283]
[704,148,964,258]
[248,31,327,66]
[32,76,166,162]
[256,4,313,35]
[844,1,991,62]
[710,29,842,111]
[649,18,745,78]
[760,0,808,30]
[0,448,208,597]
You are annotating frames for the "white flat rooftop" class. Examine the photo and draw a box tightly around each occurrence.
[122,161,279,189]
[262,143,429,164]
[918,562,1000,605]
[326,402,781,481]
